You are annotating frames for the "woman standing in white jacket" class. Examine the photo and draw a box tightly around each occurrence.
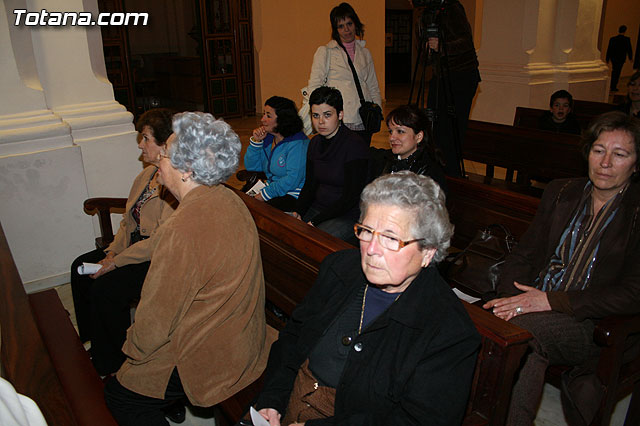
[307,2,382,144]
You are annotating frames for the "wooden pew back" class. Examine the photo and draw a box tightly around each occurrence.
[572,99,616,117]
[513,106,593,130]
[228,187,532,426]
[0,223,117,426]
[446,176,540,249]
[514,101,615,132]
[464,119,586,188]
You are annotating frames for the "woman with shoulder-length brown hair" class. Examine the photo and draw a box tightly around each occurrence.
[485,111,640,425]
[70,108,178,376]
[307,2,382,144]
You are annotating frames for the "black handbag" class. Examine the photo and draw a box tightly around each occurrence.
[446,224,516,298]
[341,45,383,133]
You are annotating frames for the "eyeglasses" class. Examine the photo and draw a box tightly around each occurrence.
[353,224,424,252]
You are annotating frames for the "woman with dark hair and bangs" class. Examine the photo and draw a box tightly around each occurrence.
[370,105,447,194]
[307,2,382,144]
[293,86,369,243]
[245,96,309,212]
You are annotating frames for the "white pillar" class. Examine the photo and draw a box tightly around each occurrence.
[1,0,142,290]
[472,0,609,124]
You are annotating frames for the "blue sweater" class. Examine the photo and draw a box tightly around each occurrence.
[244,131,309,200]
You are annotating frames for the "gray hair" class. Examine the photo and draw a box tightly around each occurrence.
[170,112,241,186]
[359,171,453,263]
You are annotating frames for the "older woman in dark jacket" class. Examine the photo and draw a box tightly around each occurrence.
[256,172,480,426]
[484,111,640,425]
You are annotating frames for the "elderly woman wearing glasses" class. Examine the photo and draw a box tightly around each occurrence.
[254,171,480,426]
[104,112,270,425]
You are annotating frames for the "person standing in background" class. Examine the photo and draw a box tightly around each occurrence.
[307,2,382,145]
[606,25,633,92]
[425,0,480,177]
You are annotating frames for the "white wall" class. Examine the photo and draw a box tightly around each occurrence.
[472,0,609,124]
[1,0,141,291]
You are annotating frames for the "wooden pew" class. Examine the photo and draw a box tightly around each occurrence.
[81,179,640,425]
[463,119,586,194]
[445,176,540,248]
[572,99,616,117]
[513,106,590,131]
[513,101,615,132]
[221,187,533,426]
[0,223,117,425]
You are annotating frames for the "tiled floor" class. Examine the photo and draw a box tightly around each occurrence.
[52,81,634,425]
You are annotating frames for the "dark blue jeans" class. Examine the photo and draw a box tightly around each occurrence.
[302,207,359,245]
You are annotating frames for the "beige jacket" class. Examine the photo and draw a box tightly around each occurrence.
[117,185,269,406]
[307,39,382,127]
[105,166,177,267]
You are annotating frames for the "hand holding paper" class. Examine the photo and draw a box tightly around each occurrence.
[250,407,272,426]
[77,262,103,275]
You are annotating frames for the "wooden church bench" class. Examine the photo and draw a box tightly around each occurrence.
[0,223,117,425]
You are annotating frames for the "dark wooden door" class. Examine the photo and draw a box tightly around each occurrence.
[98,0,135,113]
[199,0,255,117]
[385,10,413,84]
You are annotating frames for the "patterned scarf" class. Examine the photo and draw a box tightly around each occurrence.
[131,169,158,233]
[536,182,626,292]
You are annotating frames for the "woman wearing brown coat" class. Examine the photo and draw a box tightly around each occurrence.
[104,112,270,426]
[485,111,640,425]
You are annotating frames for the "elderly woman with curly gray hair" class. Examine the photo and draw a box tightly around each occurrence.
[104,112,270,426]
[254,171,480,426]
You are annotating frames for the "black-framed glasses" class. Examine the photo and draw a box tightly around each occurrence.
[353,224,424,251]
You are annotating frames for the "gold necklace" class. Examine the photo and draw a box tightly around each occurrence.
[358,284,369,334]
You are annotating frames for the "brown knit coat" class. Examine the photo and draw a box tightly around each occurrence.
[117,185,269,406]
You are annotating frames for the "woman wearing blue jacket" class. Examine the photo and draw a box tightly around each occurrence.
[244,96,309,211]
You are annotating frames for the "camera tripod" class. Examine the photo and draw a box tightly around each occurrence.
[408,3,466,177]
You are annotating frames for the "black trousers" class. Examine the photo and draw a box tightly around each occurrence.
[428,68,480,177]
[610,61,624,90]
[105,367,185,426]
[266,194,297,212]
[71,249,149,375]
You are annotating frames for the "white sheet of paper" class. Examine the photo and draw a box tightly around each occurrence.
[77,262,102,275]
[246,180,266,197]
[453,287,481,304]
[250,406,271,426]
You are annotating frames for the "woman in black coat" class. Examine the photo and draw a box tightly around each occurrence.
[255,172,479,426]
[369,105,447,194]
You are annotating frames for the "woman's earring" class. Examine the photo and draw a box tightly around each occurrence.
[181,176,188,182]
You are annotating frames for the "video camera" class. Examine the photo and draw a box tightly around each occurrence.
[413,0,446,42]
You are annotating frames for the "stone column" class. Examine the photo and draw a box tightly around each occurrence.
[471,0,609,124]
[1,0,141,290]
